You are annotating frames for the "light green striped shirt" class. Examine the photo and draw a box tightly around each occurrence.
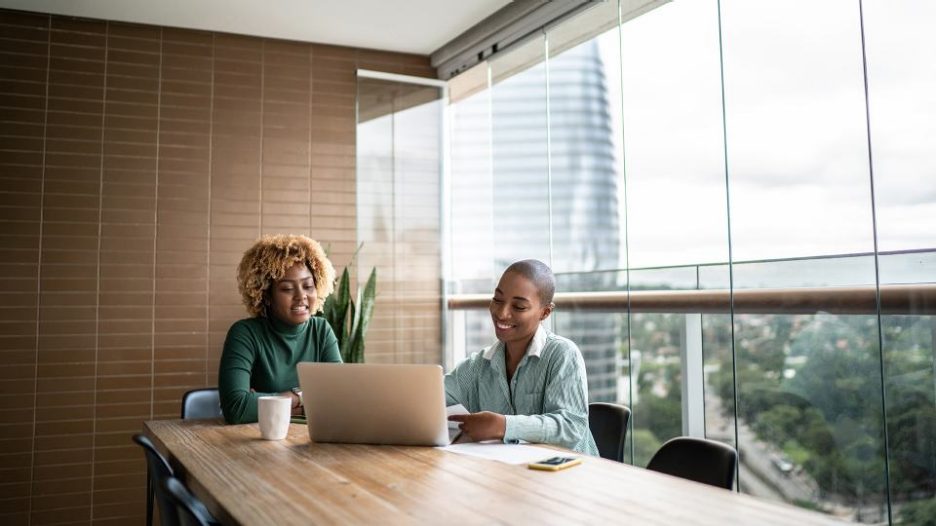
[445,325,598,456]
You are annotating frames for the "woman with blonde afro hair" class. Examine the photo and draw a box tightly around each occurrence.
[219,234,342,424]
[236,234,335,317]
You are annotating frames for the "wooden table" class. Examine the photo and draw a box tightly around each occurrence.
[144,419,845,525]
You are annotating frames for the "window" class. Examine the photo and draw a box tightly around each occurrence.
[439,1,935,521]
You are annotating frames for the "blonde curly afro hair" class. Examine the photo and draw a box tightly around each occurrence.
[236,234,336,318]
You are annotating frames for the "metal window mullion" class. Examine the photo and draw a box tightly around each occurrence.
[682,313,706,438]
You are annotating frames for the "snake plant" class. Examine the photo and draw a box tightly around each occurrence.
[321,265,377,363]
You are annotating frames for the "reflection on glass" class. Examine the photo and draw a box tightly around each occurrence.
[448,73,497,366]
[547,30,622,275]
[733,312,888,520]
[449,38,552,362]
[462,309,494,359]
[863,3,936,518]
[357,78,443,364]
[490,37,550,267]
[722,1,887,520]
[450,82,495,290]
[553,307,623,404]
[702,314,737,454]
[879,315,936,524]
[628,310,685,466]
[547,27,624,403]
[617,0,728,475]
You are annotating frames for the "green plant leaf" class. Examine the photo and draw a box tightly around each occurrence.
[321,259,376,364]
[334,267,352,346]
[322,268,351,347]
[321,289,337,337]
[341,298,356,363]
[348,267,377,363]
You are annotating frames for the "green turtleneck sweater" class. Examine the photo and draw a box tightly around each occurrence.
[219,316,341,424]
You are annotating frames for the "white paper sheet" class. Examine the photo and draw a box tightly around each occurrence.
[440,442,564,465]
[446,404,469,432]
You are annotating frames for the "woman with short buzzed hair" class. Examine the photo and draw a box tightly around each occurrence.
[446,259,598,455]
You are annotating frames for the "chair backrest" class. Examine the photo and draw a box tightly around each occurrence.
[162,476,221,526]
[181,388,222,419]
[132,434,179,526]
[646,437,738,490]
[588,402,631,463]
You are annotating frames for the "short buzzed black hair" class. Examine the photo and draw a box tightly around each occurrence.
[504,259,555,306]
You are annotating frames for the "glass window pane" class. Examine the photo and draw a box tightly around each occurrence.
[449,86,495,291]
[357,78,443,364]
[722,1,888,518]
[864,1,936,253]
[864,1,936,518]
[702,313,736,454]
[733,311,889,520]
[620,0,728,269]
[489,36,550,268]
[547,21,625,406]
[721,0,873,261]
[447,36,550,360]
[617,0,728,471]
[547,30,622,275]
[629,307,686,466]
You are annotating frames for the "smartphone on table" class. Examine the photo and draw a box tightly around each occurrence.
[528,456,583,471]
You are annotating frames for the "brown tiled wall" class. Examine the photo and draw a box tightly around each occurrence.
[0,8,434,525]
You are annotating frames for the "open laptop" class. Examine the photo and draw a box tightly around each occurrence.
[297,362,461,446]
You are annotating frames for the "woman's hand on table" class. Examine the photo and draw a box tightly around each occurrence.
[448,411,506,441]
[250,388,304,416]
[277,391,304,416]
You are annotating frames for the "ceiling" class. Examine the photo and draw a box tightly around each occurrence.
[0,0,511,55]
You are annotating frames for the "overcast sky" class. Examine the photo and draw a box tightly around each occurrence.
[369,0,935,283]
[598,0,935,269]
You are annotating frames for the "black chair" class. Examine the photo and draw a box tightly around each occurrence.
[646,436,738,490]
[181,388,223,419]
[162,476,221,526]
[133,433,180,526]
[142,389,223,526]
[588,402,631,462]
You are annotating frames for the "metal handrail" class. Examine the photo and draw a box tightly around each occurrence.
[447,283,936,315]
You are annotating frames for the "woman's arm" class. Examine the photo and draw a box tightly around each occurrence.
[218,323,270,424]
[444,353,479,407]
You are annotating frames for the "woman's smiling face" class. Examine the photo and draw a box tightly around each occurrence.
[489,270,551,346]
[269,263,317,325]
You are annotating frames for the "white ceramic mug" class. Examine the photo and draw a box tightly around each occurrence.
[258,396,291,440]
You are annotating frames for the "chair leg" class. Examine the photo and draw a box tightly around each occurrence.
[146,466,153,526]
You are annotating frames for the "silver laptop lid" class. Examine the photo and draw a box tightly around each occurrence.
[297,363,449,446]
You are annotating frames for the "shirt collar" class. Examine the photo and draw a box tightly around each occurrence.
[482,324,547,360]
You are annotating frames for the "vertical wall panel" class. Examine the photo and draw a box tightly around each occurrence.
[94,21,159,524]
[260,39,310,238]
[154,27,212,417]
[33,15,106,526]
[206,33,263,385]
[0,10,47,526]
[310,45,358,267]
